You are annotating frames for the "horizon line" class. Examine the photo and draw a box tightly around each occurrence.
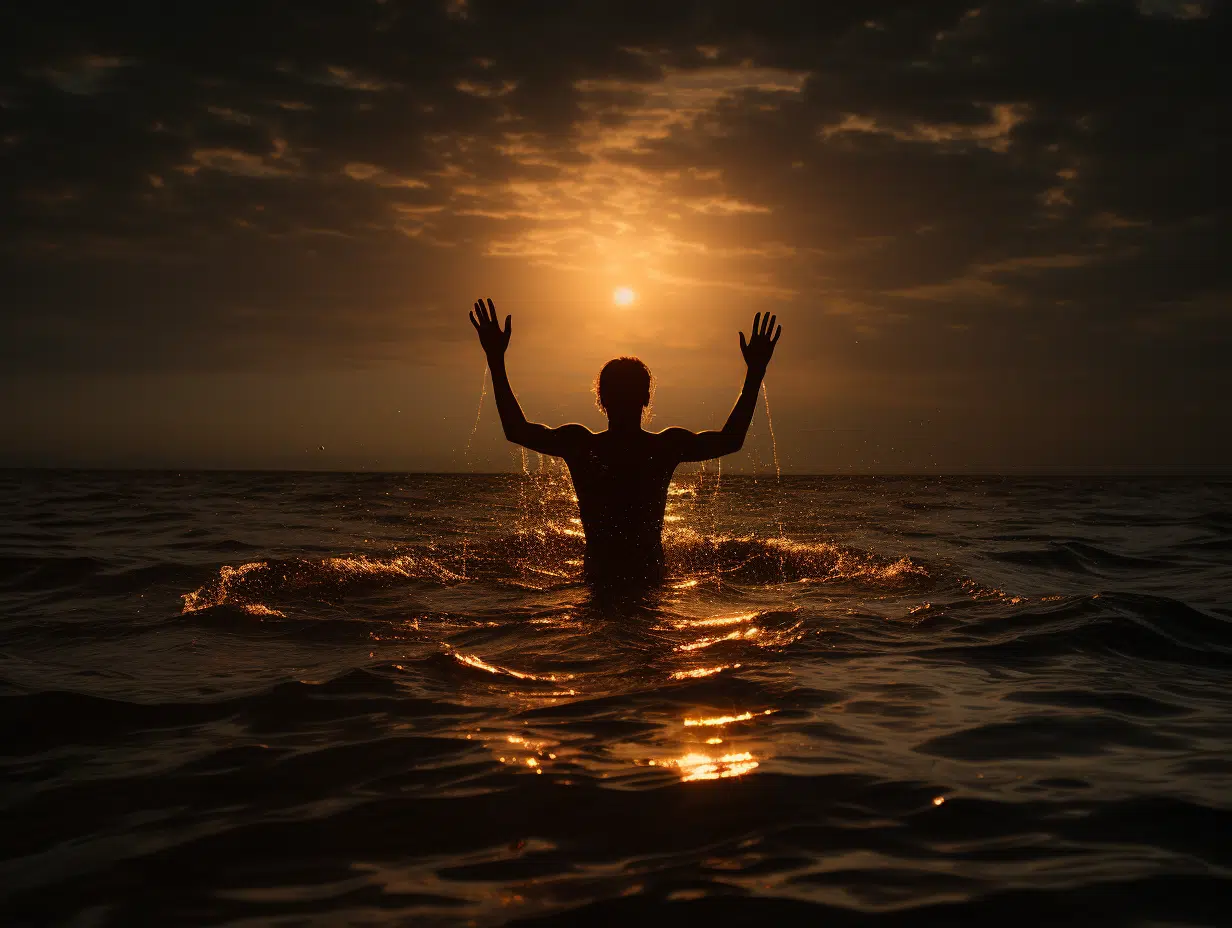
[3,466,1231,478]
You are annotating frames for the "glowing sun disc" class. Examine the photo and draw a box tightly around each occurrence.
[613,287,636,306]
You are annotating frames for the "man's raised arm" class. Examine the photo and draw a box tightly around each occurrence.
[668,312,782,463]
[469,297,587,457]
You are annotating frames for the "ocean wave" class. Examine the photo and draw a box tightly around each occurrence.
[6,473,1232,926]
[178,531,934,615]
[0,666,461,756]
[0,555,106,591]
[920,592,1232,669]
[180,553,466,615]
[989,540,1169,573]
[664,532,932,587]
[917,713,1190,760]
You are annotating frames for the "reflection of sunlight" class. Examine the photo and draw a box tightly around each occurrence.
[452,650,572,683]
[684,709,774,727]
[673,611,758,629]
[240,603,285,617]
[669,663,739,680]
[486,731,559,775]
[455,651,536,679]
[677,627,761,651]
[656,751,759,782]
[649,701,774,779]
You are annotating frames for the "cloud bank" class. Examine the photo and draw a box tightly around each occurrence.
[1,0,1227,468]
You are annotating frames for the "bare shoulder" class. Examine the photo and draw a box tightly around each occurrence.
[655,427,696,444]
[552,423,596,451]
[650,427,695,456]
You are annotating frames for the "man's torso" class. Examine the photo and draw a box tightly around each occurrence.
[562,430,680,582]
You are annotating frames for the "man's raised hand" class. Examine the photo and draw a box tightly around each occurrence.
[469,297,511,358]
[739,312,781,373]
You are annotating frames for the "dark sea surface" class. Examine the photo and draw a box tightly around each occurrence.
[1,469,1231,926]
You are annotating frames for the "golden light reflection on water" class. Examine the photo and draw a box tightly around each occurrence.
[475,692,776,784]
[633,705,776,781]
[676,627,761,651]
[239,603,285,617]
[684,709,774,727]
[455,651,536,679]
[668,663,739,680]
[654,751,760,781]
[451,649,573,686]
[673,611,759,629]
[486,731,559,774]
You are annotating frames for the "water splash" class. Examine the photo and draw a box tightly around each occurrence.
[762,381,782,482]
[761,381,786,541]
[464,366,489,462]
[180,554,465,615]
[683,458,725,585]
[176,530,934,627]
[462,366,489,578]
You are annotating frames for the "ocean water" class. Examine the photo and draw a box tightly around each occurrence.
[1,469,1230,926]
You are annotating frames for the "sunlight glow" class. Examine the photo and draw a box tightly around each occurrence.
[669,663,739,680]
[659,751,759,782]
[613,286,636,306]
[673,612,759,629]
[452,650,571,683]
[676,627,761,651]
[683,709,775,727]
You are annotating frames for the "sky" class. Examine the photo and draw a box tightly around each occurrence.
[1,0,1227,472]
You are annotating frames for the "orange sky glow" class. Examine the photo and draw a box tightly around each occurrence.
[1,2,1227,472]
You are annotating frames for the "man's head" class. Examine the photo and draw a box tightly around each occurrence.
[596,357,652,421]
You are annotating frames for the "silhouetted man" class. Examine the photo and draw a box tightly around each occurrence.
[469,297,781,586]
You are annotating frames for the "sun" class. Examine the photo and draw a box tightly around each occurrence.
[613,286,636,306]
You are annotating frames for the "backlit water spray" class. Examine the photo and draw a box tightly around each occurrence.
[462,366,489,577]
[763,382,785,540]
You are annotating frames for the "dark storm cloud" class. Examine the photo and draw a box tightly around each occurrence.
[619,2,1227,317]
[0,0,1227,372]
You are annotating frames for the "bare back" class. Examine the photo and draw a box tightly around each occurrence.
[559,428,681,583]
